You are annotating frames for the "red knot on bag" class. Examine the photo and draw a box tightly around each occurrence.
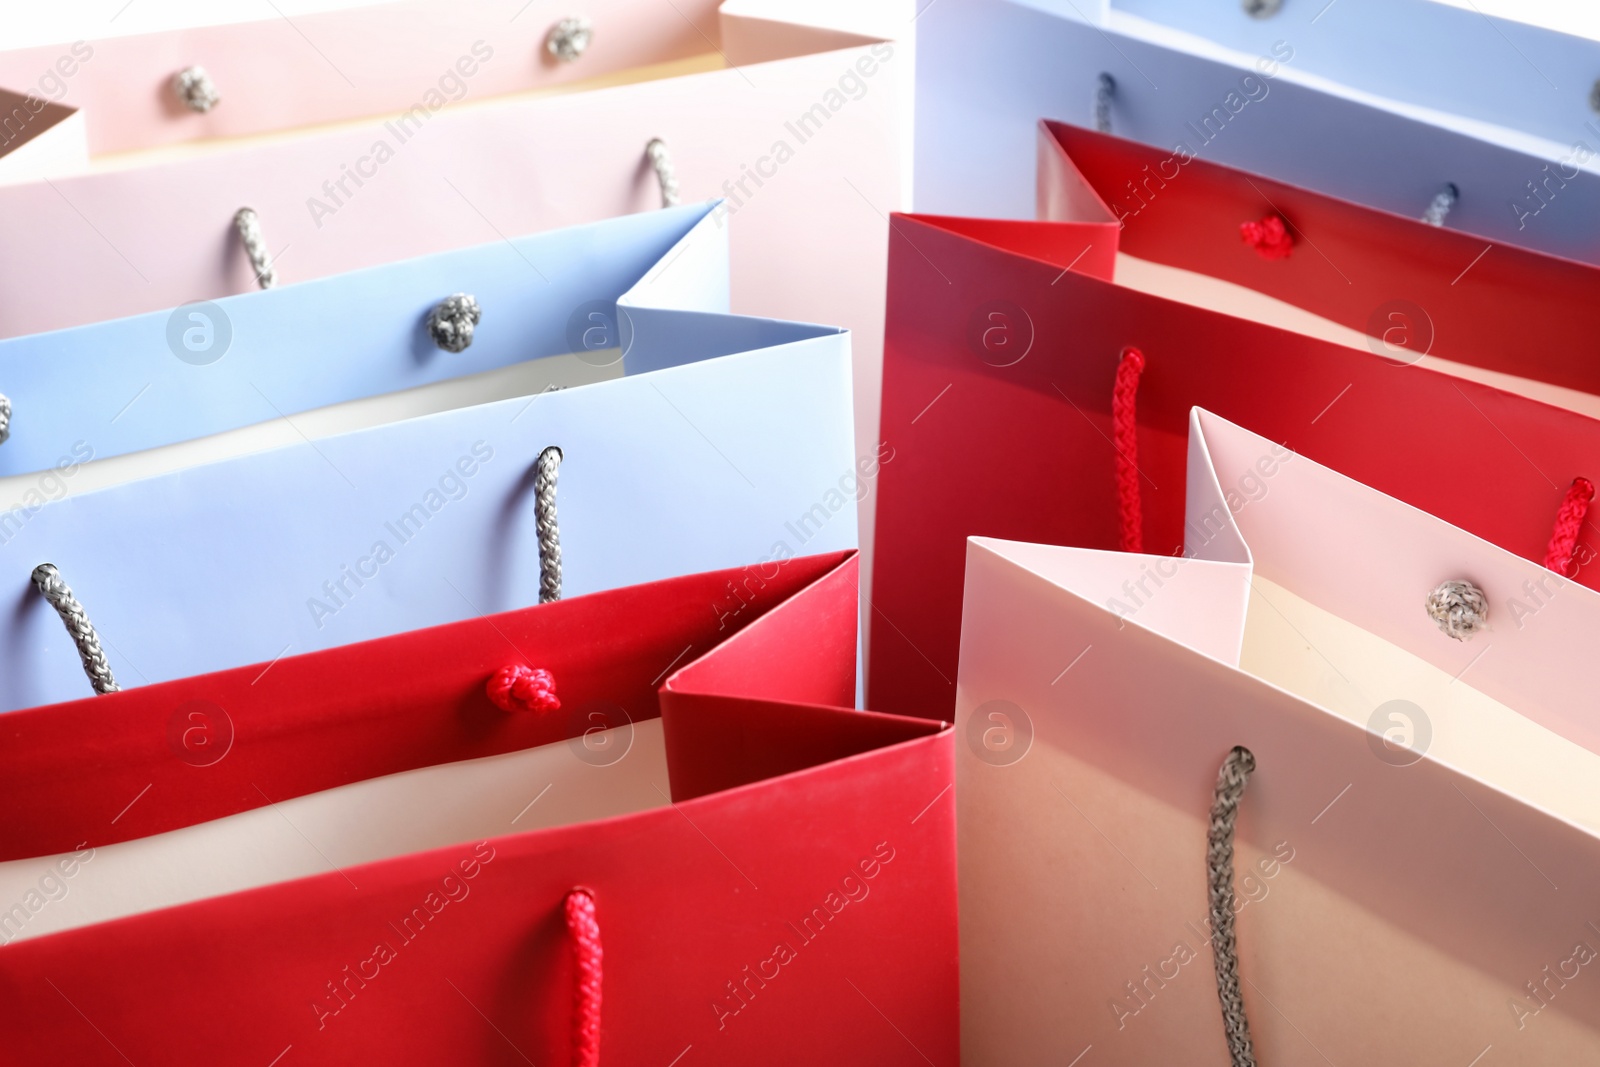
[485,664,560,713]
[1239,213,1293,260]
[1543,476,1594,578]
[566,889,603,1067]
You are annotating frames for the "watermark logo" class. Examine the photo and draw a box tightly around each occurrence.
[305,41,495,228]
[712,43,896,228]
[711,841,896,1030]
[567,700,634,767]
[0,41,94,152]
[307,442,495,630]
[967,300,1034,367]
[0,844,95,946]
[1110,840,1295,1030]
[166,301,233,366]
[1510,923,1600,1031]
[1109,41,1295,227]
[167,699,235,767]
[1367,699,1431,767]
[565,299,624,368]
[966,699,1033,767]
[311,841,495,1029]
[1365,299,1432,367]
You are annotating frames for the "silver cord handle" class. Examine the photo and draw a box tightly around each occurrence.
[32,564,119,695]
[535,446,562,603]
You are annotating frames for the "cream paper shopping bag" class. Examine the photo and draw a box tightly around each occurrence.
[956,408,1600,1064]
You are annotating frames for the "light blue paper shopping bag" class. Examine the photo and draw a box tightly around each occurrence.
[0,202,859,713]
[916,0,1600,264]
[1115,0,1600,151]
[0,204,733,481]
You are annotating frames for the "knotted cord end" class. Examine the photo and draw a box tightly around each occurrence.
[1239,214,1293,260]
[485,664,560,713]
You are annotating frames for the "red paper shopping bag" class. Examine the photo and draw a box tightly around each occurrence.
[1037,121,1600,399]
[0,552,956,1065]
[869,129,1600,718]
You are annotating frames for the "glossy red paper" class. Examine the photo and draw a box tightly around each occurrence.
[0,553,957,1065]
[870,134,1600,717]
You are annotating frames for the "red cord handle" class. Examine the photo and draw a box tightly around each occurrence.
[1112,347,1145,554]
[1544,477,1594,578]
[566,889,602,1067]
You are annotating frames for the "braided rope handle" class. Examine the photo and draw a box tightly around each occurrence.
[1208,746,1256,1067]
[1421,183,1459,227]
[645,139,680,208]
[566,889,602,1066]
[1543,476,1593,578]
[234,207,278,290]
[535,446,563,603]
[1111,347,1145,553]
[1094,73,1115,134]
[32,564,119,695]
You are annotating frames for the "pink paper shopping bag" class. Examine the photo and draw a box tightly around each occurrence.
[0,0,906,517]
[0,0,726,156]
[956,409,1600,1064]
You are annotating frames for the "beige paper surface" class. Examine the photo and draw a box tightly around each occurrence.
[0,719,665,943]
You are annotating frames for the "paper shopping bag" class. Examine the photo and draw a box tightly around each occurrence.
[0,202,732,492]
[1113,0,1600,151]
[869,192,1600,718]
[0,549,959,1064]
[0,0,732,156]
[0,202,860,715]
[1037,121,1600,401]
[0,0,905,522]
[953,410,1600,1063]
[915,0,1600,265]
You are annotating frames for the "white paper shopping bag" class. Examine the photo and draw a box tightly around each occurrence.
[955,409,1600,1063]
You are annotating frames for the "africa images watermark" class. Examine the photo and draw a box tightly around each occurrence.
[1508,119,1600,231]
[712,42,896,228]
[1509,922,1600,1032]
[710,841,898,1031]
[1105,441,1296,621]
[305,40,494,228]
[1109,840,1296,1031]
[311,841,496,1029]
[0,844,96,946]
[306,441,495,629]
[708,441,896,634]
[0,441,97,546]
[1108,40,1294,225]
[0,41,94,152]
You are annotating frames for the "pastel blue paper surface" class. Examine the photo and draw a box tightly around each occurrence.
[917,0,1600,264]
[1116,0,1600,150]
[0,204,857,713]
[0,204,728,478]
